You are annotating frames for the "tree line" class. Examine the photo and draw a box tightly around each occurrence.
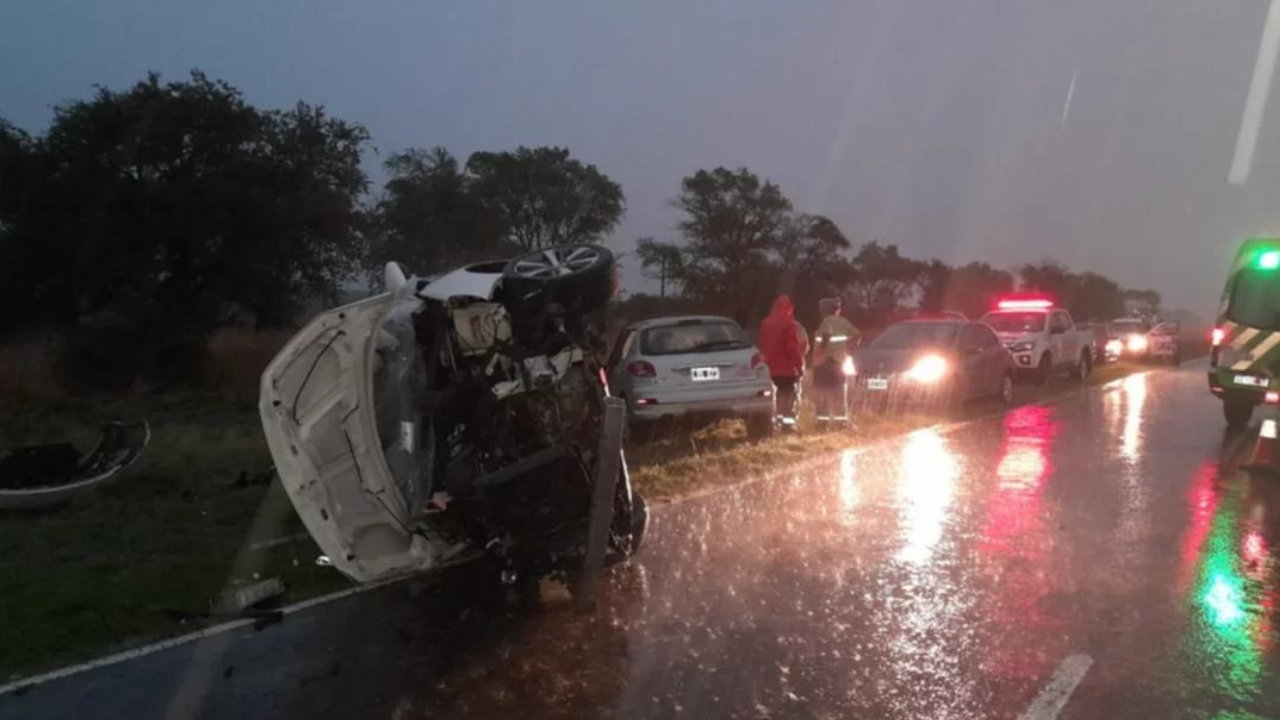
[633,167,1161,331]
[0,71,1158,387]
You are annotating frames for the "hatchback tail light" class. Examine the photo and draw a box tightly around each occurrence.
[627,361,657,378]
[750,352,764,369]
[1212,327,1226,347]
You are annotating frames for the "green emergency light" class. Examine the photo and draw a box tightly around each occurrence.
[1260,250,1280,269]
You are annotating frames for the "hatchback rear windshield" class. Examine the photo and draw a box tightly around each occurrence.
[640,322,748,355]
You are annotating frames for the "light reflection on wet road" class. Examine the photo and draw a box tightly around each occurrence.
[6,363,1280,719]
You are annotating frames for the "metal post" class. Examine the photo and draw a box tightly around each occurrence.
[581,397,626,589]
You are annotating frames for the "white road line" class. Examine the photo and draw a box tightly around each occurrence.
[0,579,401,697]
[1229,0,1280,185]
[1017,654,1094,720]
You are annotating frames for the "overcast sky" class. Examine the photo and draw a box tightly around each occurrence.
[5,0,1280,312]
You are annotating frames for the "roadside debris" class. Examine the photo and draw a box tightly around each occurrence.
[0,421,150,510]
[214,577,286,613]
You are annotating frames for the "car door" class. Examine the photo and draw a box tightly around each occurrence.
[1048,312,1069,367]
[259,291,447,584]
[957,324,986,398]
[975,323,1007,393]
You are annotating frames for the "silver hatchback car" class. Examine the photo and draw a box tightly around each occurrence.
[606,316,776,438]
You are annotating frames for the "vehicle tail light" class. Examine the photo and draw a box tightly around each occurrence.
[635,397,658,405]
[750,352,764,369]
[1212,327,1226,347]
[627,361,656,378]
[1266,391,1279,404]
[757,388,773,397]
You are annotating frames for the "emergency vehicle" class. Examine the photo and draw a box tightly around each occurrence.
[1209,239,1280,428]
[979,298,1094,384]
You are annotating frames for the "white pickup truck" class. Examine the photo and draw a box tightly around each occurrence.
[979,300,1094,383]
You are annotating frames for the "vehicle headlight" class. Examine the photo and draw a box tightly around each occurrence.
[906,354,948,383]
[842,356,856,376]
[1105,339,1123,355]
[1127,335,1148,352]
[1010,341,1036,352]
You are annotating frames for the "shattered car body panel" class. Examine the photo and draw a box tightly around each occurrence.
[260,244,644,585]
[0,421,151,510]
[260,293,446,583]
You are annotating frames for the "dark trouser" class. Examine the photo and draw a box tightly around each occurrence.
[772,376,801,420]
[813,358,848,421]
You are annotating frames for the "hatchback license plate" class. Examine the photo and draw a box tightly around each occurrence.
[1236,374,1268,387]
[691,367,720,381]
[866,378,889,391]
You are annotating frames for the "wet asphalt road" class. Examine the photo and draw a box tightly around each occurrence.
[6,362,1280,719]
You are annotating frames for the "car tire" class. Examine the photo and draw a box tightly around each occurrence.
[1070,350,1091,381]
[997,372,1015,405]
[500,243,618,316]
[1224,398,1255,429]
[745,413,774,441]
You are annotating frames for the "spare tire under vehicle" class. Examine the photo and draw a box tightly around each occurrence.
[500,243,618,316]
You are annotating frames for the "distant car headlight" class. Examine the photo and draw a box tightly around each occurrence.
[1127,335,1149,352]
[1105,339,1123,355]
[1009,341,1036,352]
[906,354,948,383]
[842,357,856,376]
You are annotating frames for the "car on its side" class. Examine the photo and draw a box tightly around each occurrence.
[259,243,646,588]
[849,319,1015,412]
[607,316,775,440]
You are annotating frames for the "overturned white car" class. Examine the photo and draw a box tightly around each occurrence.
[259,244,646,586]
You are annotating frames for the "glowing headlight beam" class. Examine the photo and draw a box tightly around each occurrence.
[906,355,948,383]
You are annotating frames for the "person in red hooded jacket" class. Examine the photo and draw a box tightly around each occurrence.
[757,295,809,427]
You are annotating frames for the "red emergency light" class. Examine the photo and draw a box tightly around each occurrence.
[995,298,1054,310]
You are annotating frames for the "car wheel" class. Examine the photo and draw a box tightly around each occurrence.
[746,413,774,441]
[1224,397,1255,429]
[1070,350,1091,381]
[500,243,618,316]
[998,372,1015,405]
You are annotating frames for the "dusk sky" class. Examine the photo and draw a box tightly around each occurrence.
[6,0,1280,311]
